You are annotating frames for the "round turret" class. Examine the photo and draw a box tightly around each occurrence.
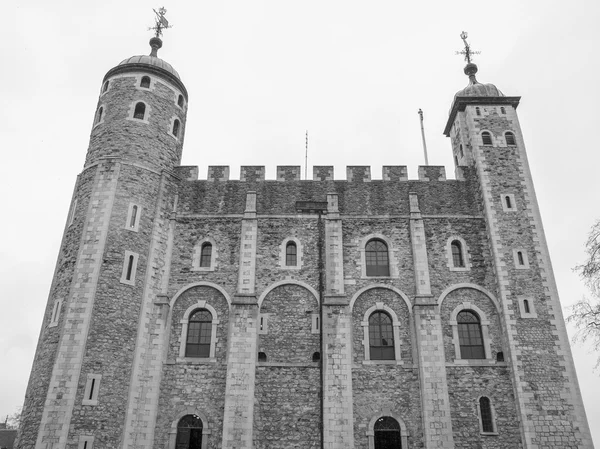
[86,37,187,172]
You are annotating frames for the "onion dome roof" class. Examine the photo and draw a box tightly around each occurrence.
[454,63,504,98]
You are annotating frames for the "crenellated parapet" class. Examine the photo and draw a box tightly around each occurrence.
[179,165,471,182]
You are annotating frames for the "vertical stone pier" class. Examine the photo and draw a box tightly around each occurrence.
[322,193,354,449]
[221,192,259,449]
[409,192,455,448]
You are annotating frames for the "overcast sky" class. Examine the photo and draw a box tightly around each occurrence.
[1,0,598,443]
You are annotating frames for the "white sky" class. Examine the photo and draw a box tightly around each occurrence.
[1,0,598,443]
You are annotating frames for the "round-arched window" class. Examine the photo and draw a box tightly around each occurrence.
[374,416,402,448]
[176,414,203,449]
[185,309,212,358]
[365,239,389,276]
[457,310,484,359]
[369,311,394,360]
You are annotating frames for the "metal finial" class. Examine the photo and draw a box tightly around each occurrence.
[455,31,481,64]
[148,7,172,38]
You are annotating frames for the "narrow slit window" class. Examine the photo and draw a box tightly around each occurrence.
[133,102,146,120]
[286,241,297,266]
[126,255,134,280]
[505,132,516,146]
[517,251,525,266]
[172,119,180,137]
[50,300,61,326]
[479,397,495,433]
[476,107,481,116]
[200,243,212,268]
[459,144,464,158]
[88,379,96,400]
[130,205,138,228]
[505,196,512,209]
[454,155,459,167]
[260,316,264,331]
[82,374,101,406]
[102,80,109,93]
[500,106,506,114]
[96,107,103,124]
[524,299,530,313]
[178,94,184,108]
[482,131,492,145]
[140,76,151,88]
[451,240,464,267]
[68,199,77,226]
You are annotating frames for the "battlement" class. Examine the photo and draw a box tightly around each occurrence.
[175,165,466,182]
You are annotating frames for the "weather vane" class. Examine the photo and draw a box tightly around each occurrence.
[455,31,481,64]
[149,7,172,38]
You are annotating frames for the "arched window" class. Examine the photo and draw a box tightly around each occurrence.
[199,243,212,268]
[125,255,134,281]
[517,251,525,266]
[172,119,180,137]
[176,415,203,449]
[505,195,512,209]
[102,80,109,93]
[312,352,321,362]
[369,311,394,360]
[457,310,485,359]
[140,76,151,88]
[374,416,402,448]
[286,241,297,266]
[500,106,506,114]
[475,107,481,116]
[95,107,103,124]
[258,352,267,362]
[365,239,389,276]
[459,144,464,158]
[481,131,492,146]
[479,397,495,433]
[133,102,146,120]
[178,94,184,108]
[523,299,530,314]
[185,310,212,358]
[451,240,464,267]
[505,131,516,146]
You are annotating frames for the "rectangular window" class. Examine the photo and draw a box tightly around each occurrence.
[120,251,139,285]
[311,313,320,334]
[49,299,62,327]
[82,374,101,406]
[258,313,268,334]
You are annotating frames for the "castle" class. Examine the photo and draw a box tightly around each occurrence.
[16,28,595,449]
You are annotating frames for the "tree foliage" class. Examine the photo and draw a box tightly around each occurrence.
[5,408,21,429]
[569,219,600,368]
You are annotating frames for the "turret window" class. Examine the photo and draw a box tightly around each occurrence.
[172,119,180,138]
[476,107,481,116]
[178,94,184,108]
[481,131,492,146]
[95,107,103,125]
[505,132,516,146]
[101,80,109,94]
[459,144,464,159]
[500,106,506,114]
[125,203,141,232]
[140,76,151,88]
[133,102,146,120]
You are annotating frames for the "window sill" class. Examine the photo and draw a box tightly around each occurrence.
[448,360,507,367]
[191,267,215,272]
[258,362,319,367]
[279,266,302,270]
[173,357,217,364]
[448,266,470,272]
[82,400,98,406]
[481,432,499,436]
[363,360,403,366]
[361,275,398,280]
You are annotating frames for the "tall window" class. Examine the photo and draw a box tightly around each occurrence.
[199,243,212,268]
[185,310,212,357]
[369,311,394,360]
[374,416,402,449]
[125,255,134,281]
[178,94,185,108]
[365,239,389,276]
[479,397,494,433]
[140,76,151,88]
[172,119,180,137]
[176,415,203,449]
[457,310,485,359]
[505,131,516,146]
[517,251,525,266]
[475,107,481,116]
[129,205,138,228]
[451,240,464,267]
[481,131,492,145]
[102,80,109,93]
[500,106,506,114]
[505,196,512,209]
[286,241,297,266]
[133,102,146,120]
[95,107,103,124]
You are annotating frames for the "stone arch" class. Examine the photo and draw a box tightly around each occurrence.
[257,279,319,308]
[169,282,232,309]
[366,410,409,449]
[350,284,412,312]
[437,283,500,314]
[167,409,212,449]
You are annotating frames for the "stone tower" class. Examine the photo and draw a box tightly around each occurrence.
[17,36,189,449]
[16,31,594,449]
